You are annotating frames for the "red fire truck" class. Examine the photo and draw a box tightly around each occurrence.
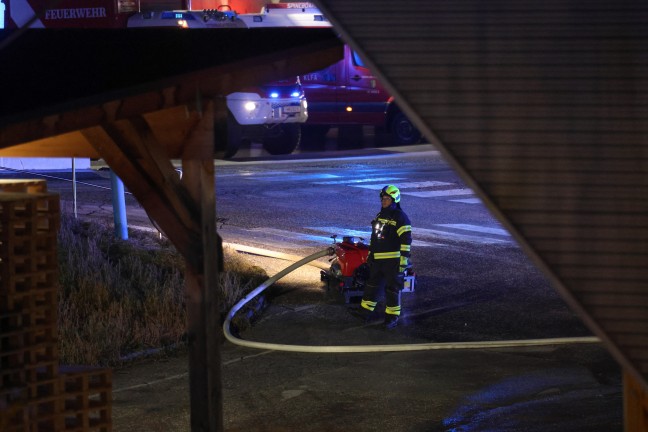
[126,2,421,153]
[230,3,423,149]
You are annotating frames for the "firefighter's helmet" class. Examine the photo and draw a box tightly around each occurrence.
[380,185,401,203]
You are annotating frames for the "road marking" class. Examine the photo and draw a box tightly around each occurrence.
[416,227,512,245]
[230,169,482,204]
[249,228,333,244]
[352,181,453,190]
[314,177,405,185]
[404,188,474,198]
[450,198,482,204]
[247,173,341,182]
[437,224,510,237]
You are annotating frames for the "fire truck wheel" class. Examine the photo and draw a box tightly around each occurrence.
[262,124,301,155]
[391,111,422,145]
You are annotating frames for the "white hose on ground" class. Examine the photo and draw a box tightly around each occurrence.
[222,246,601,353]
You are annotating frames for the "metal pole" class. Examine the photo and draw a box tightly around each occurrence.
[72,158,77,218]
[110,170,128,240]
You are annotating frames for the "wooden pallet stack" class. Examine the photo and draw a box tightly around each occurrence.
[0,180,112,432]
[59,366,112,432]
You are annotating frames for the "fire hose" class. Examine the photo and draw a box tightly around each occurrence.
[222,244,601,353]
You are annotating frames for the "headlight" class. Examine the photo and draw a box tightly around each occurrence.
[244,101,258,112]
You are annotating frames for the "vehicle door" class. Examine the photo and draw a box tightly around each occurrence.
[301,60,343,125]
[340,45,389,125]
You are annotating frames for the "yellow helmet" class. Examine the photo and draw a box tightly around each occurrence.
[380,185,401,203]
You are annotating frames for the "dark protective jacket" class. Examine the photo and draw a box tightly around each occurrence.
[369,204,412,263]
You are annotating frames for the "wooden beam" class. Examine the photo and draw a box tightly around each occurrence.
[82,118,203,271]
[0,106,201,158]
[0,130,99,158]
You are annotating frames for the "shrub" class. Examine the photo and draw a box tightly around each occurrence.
[57,214,267,366]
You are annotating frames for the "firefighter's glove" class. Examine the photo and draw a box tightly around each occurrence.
[399,256,410,273]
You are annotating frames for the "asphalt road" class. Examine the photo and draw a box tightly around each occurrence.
[3,143,623,431]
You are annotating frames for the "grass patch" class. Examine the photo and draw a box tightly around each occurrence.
[57,214,268,366]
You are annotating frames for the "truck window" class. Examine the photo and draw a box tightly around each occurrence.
[351,51,366,68]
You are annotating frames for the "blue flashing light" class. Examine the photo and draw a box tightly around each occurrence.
[270,92,279,98]
[290,91,301,98]
[161,11,196,20]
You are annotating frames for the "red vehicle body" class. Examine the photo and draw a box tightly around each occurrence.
[245,3,422,148]
[301,44,422,148]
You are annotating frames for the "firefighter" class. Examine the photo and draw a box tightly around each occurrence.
[350,185,412,329]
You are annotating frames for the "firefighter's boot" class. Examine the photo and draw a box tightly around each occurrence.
[383,314,399,330]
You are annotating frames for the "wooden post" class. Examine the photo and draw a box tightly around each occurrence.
[182,100,223,431]
[624,371,648,432]
[84,114,224,430]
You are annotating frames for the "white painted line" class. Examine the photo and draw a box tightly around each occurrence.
[404,189,474,198]
[314,177,405,185]
[352,181,454,190]
[416,227,512,244]
[248,173,341,182]
[450,198,482,204]
[249,228,333,243]
[437,224,511,237]
[392,181,456,189]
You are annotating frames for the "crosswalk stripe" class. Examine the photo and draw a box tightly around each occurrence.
[450,198,482,204]
[436,224,510,237]
[235,170,483,204]
[249,228,333,243]
[416,227,512,245]
[404,189,474,198]
[314,177,405,185]
[352,181,453,190]
[248,173,341,182]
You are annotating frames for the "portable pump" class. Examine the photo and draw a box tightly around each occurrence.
[320,235,415,304]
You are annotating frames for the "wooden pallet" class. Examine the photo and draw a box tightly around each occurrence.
[60,367,112,432]
[0,187,114,431]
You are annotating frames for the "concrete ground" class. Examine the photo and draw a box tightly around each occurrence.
[111,255,622,432]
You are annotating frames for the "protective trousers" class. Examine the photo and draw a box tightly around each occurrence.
[360,258,403,316]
